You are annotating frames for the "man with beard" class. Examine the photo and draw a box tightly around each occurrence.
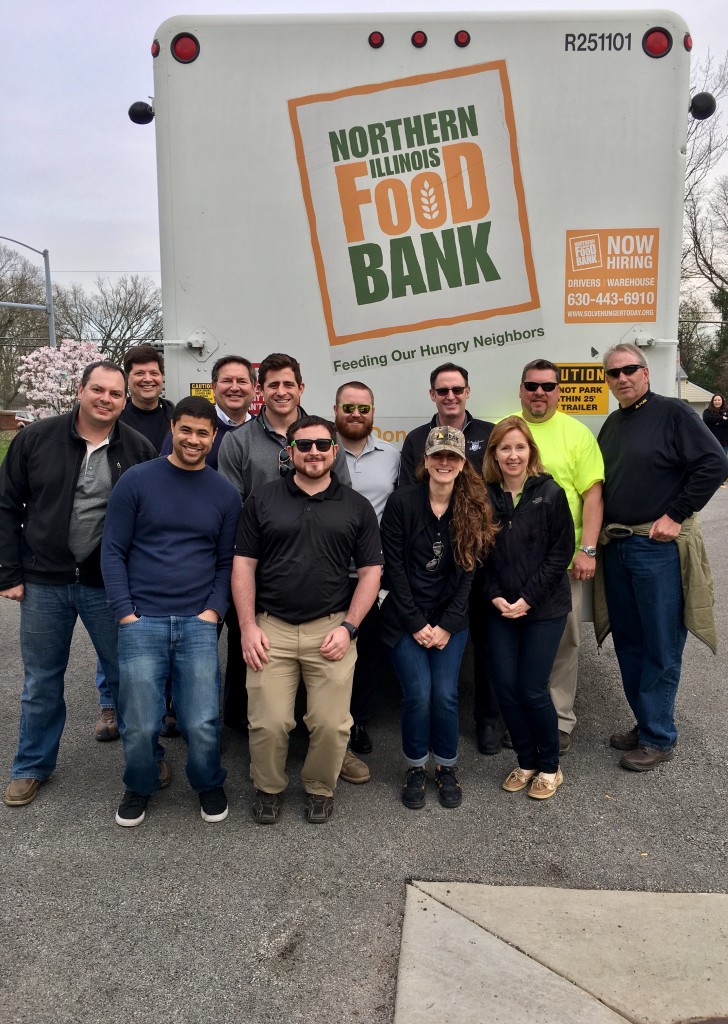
[334,382,399,771]
[233,416,382,824]
[217,353,351,739]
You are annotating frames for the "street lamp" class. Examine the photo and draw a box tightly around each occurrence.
[0,235,57,348]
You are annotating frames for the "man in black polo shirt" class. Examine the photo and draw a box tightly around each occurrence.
[232,415,382,824]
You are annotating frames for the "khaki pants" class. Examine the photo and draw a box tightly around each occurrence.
[548,575,583,734]
[247,612,356,797]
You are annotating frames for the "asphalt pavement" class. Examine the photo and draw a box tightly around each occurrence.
[1,490,727,1024]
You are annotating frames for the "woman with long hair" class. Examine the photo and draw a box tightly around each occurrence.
[380,426,496,810]
[702,394,728,456]
[481,416,574,801]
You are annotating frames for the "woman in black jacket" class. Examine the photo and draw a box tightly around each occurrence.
[481,416,574,801]
[702,394,728,455]
[380,426,496,810]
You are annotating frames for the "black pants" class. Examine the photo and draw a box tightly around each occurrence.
[349,578,383,726]
[470,585,501,724]
[221,603,247,727]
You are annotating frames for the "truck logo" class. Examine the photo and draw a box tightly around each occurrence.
[289,62,539,347]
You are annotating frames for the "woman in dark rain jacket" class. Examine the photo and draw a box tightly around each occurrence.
[481,416,574,801]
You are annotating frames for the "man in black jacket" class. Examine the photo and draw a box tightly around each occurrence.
[0,360,157,807]
[398,362,493,485]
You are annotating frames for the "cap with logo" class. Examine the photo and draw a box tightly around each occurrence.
[424,426,466,459]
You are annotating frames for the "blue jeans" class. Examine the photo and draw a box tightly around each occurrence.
[388,628,468,766]
[95,658,113,709]
[485,611,566,774]
[603,536,686,749]
[116,615,226,795]
[12,582,120,780]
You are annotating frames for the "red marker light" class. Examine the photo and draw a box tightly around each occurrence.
[151,39,160,58]
[412,30,427,48]
[642,28,672,58]
[171,32,200,64]
[368,31,384,49]
[684,33,693,52]
[455,30,471,48]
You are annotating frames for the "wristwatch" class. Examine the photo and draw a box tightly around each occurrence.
[341,620,359,640]
[580,545,598,558]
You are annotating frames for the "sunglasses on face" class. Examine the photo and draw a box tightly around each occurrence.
[290,438,335,453]
[605,364,645,379]
[522,381,558,393]
[337,403,372,414]
[434,386,466,397]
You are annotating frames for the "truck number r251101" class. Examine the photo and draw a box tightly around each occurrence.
[565,32,631,52]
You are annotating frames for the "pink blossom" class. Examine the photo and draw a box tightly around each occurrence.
[18,340,102,415]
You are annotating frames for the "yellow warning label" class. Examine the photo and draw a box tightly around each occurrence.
[557,363,608,415]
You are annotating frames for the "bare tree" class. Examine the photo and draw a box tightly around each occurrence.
[0,244,48,407]
[686,174,728,291]
[683,52,728,283]
[685,52,728,208]
[54,274,163,366]
[678,288,716,380]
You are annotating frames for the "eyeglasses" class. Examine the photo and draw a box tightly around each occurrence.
[290,438,335,453]
[434,386,466,397]
[605,364,645,379]
[426,540,444,572]
[522,381,558,393]
[337,403,372,414]
[278,448,291,476]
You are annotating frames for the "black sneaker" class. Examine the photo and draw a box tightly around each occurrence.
[199,786,229,823]
[350,722,373,755]
[401,766,427,809]
[435,765,462,808]
[115,791,149,827]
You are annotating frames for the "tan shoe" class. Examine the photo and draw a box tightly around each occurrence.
[339,749,370,784]
[528,767,564,800]
[95,706,120,742]
[501,768,536,793]
[4,778,43,807]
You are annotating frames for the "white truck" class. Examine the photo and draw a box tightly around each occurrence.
[130,10,714,438]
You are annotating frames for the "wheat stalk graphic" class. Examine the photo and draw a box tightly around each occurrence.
[420,181,439,220]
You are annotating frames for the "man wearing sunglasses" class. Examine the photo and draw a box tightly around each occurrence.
[503,358,605,757]
[597,343,727,772]
[334,382,400,768]
[217,353,351,733]
[233,416,382,824]
[398,362,494,485]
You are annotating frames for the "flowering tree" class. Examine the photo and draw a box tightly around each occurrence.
[17,339,101,416]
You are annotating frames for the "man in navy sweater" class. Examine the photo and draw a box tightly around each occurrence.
[102,396,241,826]
[598,343,728,771]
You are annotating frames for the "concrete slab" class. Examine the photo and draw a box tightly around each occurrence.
[415,883,728,1024]
[394,887,630,1024]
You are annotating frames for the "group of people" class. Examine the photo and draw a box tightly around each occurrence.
[1,342,726,825]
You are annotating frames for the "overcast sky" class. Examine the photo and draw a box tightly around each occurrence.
[2,0,727,289]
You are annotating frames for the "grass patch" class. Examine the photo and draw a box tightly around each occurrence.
[0,430,15,464]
